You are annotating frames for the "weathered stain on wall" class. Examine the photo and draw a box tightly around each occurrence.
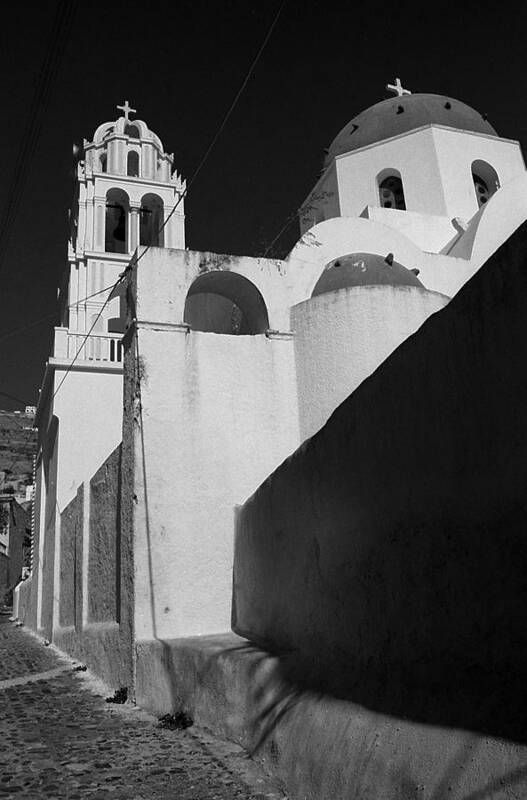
[88,451,121,624]
[52,445,133,691]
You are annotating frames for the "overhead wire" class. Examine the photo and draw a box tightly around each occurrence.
[130,0,286,272]
[0,0,78,274]
[9,0,286,410]
[0,282,122,346]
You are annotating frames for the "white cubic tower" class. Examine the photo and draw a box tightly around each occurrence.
[300,80,525,254]
[63,101,186,349]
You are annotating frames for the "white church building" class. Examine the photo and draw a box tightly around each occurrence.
[15,82,527,799]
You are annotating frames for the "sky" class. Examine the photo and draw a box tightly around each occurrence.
[1,0,527,410]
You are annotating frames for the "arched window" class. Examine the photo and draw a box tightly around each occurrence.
[125,124,140,138]
[472,160,500,208]
[105,188,129,254]
[184,271,269,335]
[378,170,406,210]
[140,193,164,246]
[127,151,139,177]
[100,152,107,173]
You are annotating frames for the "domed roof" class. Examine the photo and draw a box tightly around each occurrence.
[312,253,423,297]
[325,93,497,166]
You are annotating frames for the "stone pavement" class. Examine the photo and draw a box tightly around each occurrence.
[0,612,286,799]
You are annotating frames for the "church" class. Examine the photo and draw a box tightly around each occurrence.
[15,82,527,798]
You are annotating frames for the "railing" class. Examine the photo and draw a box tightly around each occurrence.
[54,328,124,364]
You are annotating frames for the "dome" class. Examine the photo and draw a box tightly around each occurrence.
[325,94,497,166]
[312,253,423,297]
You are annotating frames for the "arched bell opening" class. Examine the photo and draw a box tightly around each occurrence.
[140,193,164,247]
[127,151,140,177]
[184,271,269,335]
[105,188,129,253]
[377,169,406,210]
[125,123,140,139]
[471,160,500,208]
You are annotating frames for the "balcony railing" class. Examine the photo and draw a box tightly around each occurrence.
[54,328,123,364]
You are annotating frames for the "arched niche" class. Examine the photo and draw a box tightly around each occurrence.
[140,193,164,246]
[105,188,129,254]
[184,271,270,335]
[377,168,406,210]
[100,151,107,173]
[125,123,140,138]
[472,160,500,208]
[127,151,139,177]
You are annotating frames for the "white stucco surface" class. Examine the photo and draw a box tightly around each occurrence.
[51,365,123,512]
[302,124,524,232]
[130,324,299,641]
[431,126,525,222]
[292,285,449,440]
[363,206,457,253]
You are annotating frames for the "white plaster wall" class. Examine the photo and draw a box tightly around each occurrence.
[363,206,456,253]
[292,285,449,440]
[431,127,525,223]
[335,128,446,218]
[285,217,475,302]
[449,171,527,269]
[133,247,292,333]
[131,327,299,641]
[52,367,123,512]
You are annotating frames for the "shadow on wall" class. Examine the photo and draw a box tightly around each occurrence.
[240,645,527,800]
[233,220,527,750]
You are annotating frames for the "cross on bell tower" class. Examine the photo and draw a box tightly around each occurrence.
[386,78,411,97]
[116,100,137,122]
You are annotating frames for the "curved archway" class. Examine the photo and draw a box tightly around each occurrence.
[140,193,164,246]
[105,188,129,253]
[472,160,500,208]
[377,169,406,210]
[184,271,269,335]
[127,151,139,177]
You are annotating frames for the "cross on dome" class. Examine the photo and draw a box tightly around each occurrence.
[117,100,137,122]
[386,78,411,97]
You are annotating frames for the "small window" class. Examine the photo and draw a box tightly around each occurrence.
[127,151,139,177]
[378,173,406,210]
[473,175,490,206]
[100,152,107,173]
[472,160,500,209]
[125,124,140,138]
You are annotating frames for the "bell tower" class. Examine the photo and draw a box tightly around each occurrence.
[63,102,186,341]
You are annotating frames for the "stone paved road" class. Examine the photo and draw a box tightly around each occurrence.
[0,612,285,799]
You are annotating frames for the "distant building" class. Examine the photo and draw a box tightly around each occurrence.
[0,495,29,604]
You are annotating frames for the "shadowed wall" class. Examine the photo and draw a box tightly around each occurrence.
[234,220,527,744]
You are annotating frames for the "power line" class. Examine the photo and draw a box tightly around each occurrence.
[0,391,33,408]
[26,0,287,408]
[132,0,286,271]
[0,0,78,274]
[0,282,120,345]
[51,277,122,403]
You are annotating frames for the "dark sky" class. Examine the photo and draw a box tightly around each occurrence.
[1,0,526,410]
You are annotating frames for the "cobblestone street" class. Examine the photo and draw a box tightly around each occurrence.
[0,612,285,799]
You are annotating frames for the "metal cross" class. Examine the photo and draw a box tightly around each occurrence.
[116,100,137,121]
[386,78,411,97]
